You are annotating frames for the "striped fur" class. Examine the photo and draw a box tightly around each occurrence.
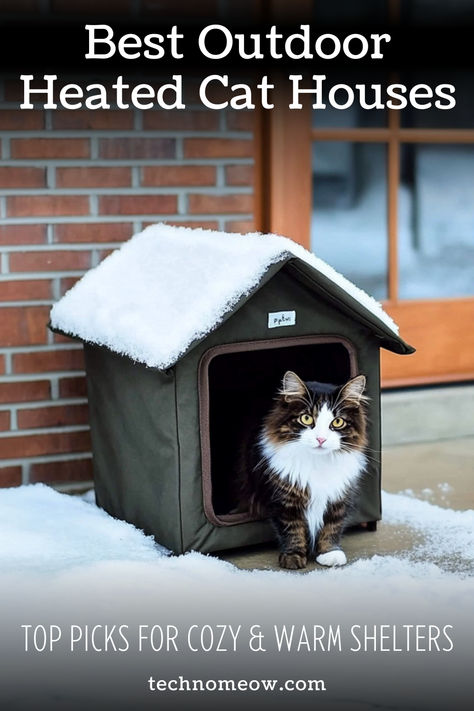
[239,372,368,569]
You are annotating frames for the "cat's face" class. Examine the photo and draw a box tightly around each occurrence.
[264,371,368,455]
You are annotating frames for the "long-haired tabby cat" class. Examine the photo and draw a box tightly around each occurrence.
[239,371,368,570]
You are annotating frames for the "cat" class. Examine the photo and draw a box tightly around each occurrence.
[238,371,368,570]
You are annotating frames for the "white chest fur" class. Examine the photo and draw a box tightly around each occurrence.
[259,436,366,544]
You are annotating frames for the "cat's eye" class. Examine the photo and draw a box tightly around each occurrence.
[298,414,314,426]
[331,417,346,430]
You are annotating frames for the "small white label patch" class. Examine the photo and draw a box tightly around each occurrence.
[268,310,296,329]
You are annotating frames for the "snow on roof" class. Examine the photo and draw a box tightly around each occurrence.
[49,223,399,369]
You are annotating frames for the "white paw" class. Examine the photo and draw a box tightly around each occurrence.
[316,550,347,567]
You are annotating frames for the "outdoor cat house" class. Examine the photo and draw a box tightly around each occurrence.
[49,224,414,555]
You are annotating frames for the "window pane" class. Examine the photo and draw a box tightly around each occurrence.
[399,144,474,298]
[312,71,388,128]
[311,142,388,300]
[401,70,474,129]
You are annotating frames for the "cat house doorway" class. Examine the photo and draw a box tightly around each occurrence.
[199,335,358,526]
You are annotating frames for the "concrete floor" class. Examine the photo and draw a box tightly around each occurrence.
[220,436,474,572]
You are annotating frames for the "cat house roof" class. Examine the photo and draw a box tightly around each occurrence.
[49,223,414,369]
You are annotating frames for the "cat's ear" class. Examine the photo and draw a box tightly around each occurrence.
[280,371,307,402]
[338,375,367,406]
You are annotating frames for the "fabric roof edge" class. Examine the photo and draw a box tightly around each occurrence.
[285,259,415,356]
[176,255,415,361]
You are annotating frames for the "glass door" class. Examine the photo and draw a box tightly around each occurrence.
[264,0,474,386]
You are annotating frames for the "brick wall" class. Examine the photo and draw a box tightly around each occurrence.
[0,76,256,488]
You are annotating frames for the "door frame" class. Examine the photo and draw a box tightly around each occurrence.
[254,0,474,387]
[256,92,474,387]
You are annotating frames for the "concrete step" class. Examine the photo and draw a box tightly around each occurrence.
[381,384,474,446]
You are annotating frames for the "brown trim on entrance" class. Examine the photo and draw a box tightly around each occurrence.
[198,335,358,527]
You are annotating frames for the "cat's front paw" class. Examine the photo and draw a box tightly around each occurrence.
[279,552,307,570]
[316,550,347,567]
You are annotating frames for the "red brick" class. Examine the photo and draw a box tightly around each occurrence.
[59,376,87,398]
[0,466,22,488]
[4,81,28,103]
[225,220,256,233]
[0,306,50,347]
[98,249,116,261]
[99,138,175,159]
[0,380,50,404]
[13,349,85,374]
[0,411,10,431]
[60,276,81,296]
[53,110,133,130]
[7,196,90,218]
[99,195,177,215]
[225,164,254,186]
[54,333,75,344]
[0,430,91,459]
[0,225,46,246]
[9,250,91,272]
[56,167,132,188]
[11,139,89,159]
[54,222,132,244]
[5,79,69,103]
[0,355,5,374]
[188,194,253,214]
[0,166,46,189]
[29,457,93,484]
[143,111,219,131]
[142,165,216,187]
[226,111,256,131]
[184,138,253,158]
[0,279,52,302]
[17,403,89,429]
[0,110,44,130]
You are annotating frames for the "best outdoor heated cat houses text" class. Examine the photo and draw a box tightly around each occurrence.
[49,224,414,554]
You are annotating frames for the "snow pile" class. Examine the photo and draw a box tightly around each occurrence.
[50,223,399,369]
[0,484,471,582]
[382,490,474,571]
[1,484,470,711]
[0,484,168,575]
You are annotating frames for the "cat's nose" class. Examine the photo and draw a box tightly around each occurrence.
[316,436,326,446]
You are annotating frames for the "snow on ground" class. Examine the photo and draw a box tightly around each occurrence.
[0,484,168,576]
[50,224,398,370]
[0,484,471,587]
[0,481,472,711]
[382,490,474,575]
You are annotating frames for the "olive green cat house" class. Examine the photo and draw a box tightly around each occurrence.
[49,224,414,555]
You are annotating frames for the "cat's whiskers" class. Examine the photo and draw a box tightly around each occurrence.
[340,443,378,465]
[240,371,368,570]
